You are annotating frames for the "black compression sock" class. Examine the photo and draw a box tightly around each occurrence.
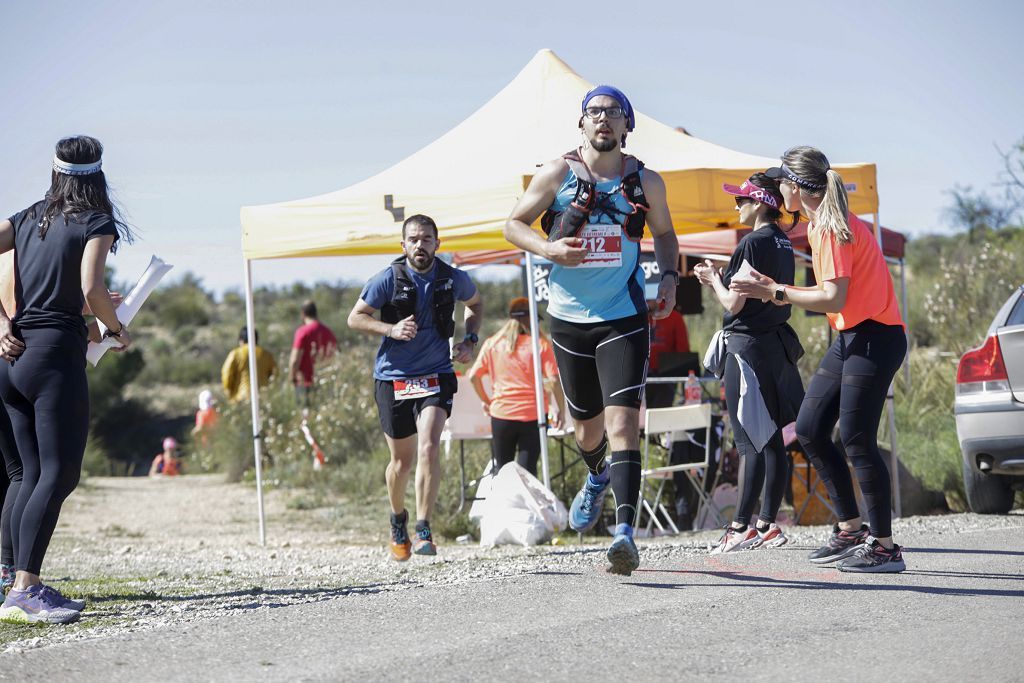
[579,436,609,476]
[610,450,642,527]
[415,519,430,533]
[390,510,408,527]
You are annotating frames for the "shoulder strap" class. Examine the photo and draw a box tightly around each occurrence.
[622,154,644,177]
[434,257,454,283]
[389,255,408,282]
[562,148,595,184]
[620,154,649,210]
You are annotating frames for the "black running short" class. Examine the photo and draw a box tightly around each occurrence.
[550,313,649,420]
[374,373,458,439]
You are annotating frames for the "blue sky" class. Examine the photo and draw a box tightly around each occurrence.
[2,1,1022,293]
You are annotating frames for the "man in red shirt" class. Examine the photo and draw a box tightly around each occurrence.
[649,304,689,367]
[289,300,338,405]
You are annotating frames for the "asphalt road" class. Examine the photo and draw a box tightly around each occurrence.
[2,519,1021,682]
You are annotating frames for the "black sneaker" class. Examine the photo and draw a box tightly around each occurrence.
[808,524,870,564]
[837,538,906,573]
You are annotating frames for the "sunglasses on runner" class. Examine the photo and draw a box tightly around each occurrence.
[735,196,754,208]
[583,106,625,120]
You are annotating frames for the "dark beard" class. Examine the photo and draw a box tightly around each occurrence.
[591,136,618,152]
[409,253,434,272]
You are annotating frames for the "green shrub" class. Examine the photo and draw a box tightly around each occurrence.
[892,349,963,505]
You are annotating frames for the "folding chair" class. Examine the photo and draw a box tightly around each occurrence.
[637,404,724,534]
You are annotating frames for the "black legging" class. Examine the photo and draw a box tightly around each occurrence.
[0,403,21,567]
[725,353,790,526]
[490,417,541,477]
[796,320,906,539]
[0,327,89,575]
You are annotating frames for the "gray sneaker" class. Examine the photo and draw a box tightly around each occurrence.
[808,524,870,564]
[0,585,81,624]
[607,533,640,576]
[837,538,906,573]
[41,585,86,611]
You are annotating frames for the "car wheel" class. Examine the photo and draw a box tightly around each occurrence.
[962,459,1014,514]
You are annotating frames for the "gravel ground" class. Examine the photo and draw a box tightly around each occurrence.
[2,474,1020,665]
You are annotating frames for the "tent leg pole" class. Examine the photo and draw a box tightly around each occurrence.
[524,251,550,489]
[243,258,267,547]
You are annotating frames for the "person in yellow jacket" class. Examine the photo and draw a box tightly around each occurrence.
[221,327,277,402]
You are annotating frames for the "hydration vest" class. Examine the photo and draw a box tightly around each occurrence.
[540,148,650,243]
[379,256,457,338]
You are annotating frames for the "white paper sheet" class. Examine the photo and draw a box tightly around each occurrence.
[86,255,173,366]
[732,259,769,302]
[734,258,755,281]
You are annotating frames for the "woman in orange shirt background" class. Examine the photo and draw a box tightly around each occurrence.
[469,298,565,478]
[731,146,907,573]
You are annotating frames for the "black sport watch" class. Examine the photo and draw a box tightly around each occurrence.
[463,332,479,345]
[774,286,787,302]
[661,269,680,284]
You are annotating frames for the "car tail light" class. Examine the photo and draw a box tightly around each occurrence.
[956,335,1009,394]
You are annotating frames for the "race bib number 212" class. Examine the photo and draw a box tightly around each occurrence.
[577,225,622,268]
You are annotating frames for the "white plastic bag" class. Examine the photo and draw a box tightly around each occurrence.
[467,460,495,524]
[479,463,568,547]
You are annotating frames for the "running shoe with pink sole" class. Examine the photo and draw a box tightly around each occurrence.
[710,526,760,554]
[750,523,789,549]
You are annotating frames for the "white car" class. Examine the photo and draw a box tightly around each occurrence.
[955,285,1024,513]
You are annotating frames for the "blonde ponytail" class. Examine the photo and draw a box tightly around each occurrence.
[779,146,853,244]
[498,316,546,352]
[499,318,521,352]
[818,169,852,244]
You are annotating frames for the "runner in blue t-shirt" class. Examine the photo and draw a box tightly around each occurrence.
[504,85,680,575]
[348,214,482,561]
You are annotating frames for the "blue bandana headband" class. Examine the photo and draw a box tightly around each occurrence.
[53,156,102,176]
[581,85,635,131]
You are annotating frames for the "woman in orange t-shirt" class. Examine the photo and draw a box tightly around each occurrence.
[468,298,565,477]
[731,146,907,574]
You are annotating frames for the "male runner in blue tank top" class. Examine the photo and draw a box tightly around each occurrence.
[504,85,680,575]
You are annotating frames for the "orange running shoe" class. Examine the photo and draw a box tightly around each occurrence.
[389,517,411,562]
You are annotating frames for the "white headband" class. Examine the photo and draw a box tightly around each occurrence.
[52,155,102,176]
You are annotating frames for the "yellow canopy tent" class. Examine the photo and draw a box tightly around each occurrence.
[237,49,885,543]
[240,48,879,260]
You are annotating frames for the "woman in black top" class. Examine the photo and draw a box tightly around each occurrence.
[0,136,133,624]
[694,173,804,554]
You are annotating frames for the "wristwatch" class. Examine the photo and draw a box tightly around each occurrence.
[774,286,787,302]
[661,269,680,284]
[463,332,479,345]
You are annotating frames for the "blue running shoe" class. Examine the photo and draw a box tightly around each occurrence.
[569,472,610,533]
[607,532,640,576]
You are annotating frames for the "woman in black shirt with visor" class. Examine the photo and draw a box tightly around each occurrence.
[0,136,132,624]
[695,173,804,554]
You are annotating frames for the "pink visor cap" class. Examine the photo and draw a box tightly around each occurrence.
[721,180,780,209]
